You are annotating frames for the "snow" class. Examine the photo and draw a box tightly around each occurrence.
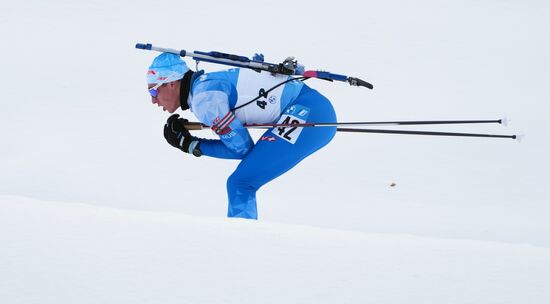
[2,195,550,304]
[1,0,550,302]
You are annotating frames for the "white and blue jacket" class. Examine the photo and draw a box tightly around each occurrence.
[188,68,304,159]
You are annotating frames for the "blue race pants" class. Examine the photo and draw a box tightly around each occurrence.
[227,85,337,219]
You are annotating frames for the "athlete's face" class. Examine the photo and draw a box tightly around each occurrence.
[149,80,180,113]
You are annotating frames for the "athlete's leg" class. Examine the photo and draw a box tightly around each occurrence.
[226,86,337,219]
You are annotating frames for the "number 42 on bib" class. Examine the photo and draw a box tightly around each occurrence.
[272,104,310,144]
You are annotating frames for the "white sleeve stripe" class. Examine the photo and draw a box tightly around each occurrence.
[215,111,235,129]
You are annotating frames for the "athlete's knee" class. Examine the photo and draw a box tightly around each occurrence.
[227,171,259,193]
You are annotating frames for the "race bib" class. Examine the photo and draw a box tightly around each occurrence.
[234,69,288,124]
[272,104,310,144]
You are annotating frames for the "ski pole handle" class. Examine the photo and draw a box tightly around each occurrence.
[182,122,207,131]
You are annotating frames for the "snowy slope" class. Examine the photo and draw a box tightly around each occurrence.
[2,195,550,304]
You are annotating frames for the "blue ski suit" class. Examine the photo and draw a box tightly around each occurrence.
[189,68,337,219]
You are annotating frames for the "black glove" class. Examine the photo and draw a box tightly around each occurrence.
[163,114,202,157]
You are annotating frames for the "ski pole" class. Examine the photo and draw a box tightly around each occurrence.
[242,119,507,128]
[181,121,520,140]
[181,119,507,130]
[335,128,520,140]
[135,42,373,89]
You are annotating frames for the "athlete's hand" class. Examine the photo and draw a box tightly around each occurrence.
[163,114,201,156]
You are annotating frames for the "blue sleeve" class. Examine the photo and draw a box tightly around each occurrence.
[190,80,254,159]
[199,139,249,159]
